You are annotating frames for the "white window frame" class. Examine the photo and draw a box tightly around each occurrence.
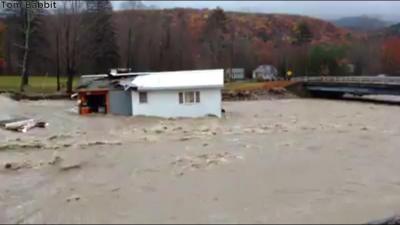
[179,91,200,104]
[139,92,148,104]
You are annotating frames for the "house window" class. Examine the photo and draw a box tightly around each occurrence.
[139,92,147,103]
[185,91,195,103]
[179,91,200,104]
[179,92,183,104]
[195,91,200,103]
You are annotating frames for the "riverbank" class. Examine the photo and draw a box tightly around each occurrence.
[0,91,72,101]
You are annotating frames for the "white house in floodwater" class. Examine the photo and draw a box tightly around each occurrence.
[123,69,224,118]
[77,69,224,118]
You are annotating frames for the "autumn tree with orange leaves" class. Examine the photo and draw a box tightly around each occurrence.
[382,37,400,75]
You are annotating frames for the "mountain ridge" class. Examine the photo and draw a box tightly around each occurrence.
[332,16,394,32]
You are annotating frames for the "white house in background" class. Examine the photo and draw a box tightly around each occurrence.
[119,69,224,118]
[225,68,245,81]
[252,65,278,81]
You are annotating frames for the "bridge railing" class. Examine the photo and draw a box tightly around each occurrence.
[293,76,400,84]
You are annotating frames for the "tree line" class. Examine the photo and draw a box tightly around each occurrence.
[2,0,119,92]
[0,1,398,93]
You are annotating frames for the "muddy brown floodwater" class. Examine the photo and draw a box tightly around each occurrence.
[1,95,400,224]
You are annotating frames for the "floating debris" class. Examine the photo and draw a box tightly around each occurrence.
[0,118,48,133]
[171,152,244,176]
[79,141,122,148]
[66,194,81,202]
[60,162,84,172]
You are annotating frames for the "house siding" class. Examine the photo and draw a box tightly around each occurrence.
[109,90,132,116]
[131,88,222,118]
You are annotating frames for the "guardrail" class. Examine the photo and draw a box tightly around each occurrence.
[293,76,400,85]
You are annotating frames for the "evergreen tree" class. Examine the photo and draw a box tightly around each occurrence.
[202,7,228,68]
[292,21,313,75]
[308,44,347,76]
[82,0,119,74]
[293,21,313,45]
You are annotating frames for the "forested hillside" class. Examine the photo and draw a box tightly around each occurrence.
[114,9,354,75]
[1,1,399,93]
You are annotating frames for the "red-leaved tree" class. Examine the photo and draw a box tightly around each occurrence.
[382,37,400,75]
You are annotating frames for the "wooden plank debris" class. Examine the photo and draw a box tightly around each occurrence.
[0,118,35,129]
[0,118,48,133]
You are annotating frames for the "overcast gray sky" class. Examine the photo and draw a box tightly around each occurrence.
[126,1,400,22]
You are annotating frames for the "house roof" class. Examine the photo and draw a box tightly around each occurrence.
[253,65,278,73]
[255,65,277,70]
[77,73,145,90]
[122,69,224,91]
[76,76,112,90]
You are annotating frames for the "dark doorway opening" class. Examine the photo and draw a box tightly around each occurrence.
[87,94,107,113]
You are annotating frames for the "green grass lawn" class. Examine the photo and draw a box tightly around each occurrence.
[1,76,292,94]
[224,80,294,91]
[0,76,78,93]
